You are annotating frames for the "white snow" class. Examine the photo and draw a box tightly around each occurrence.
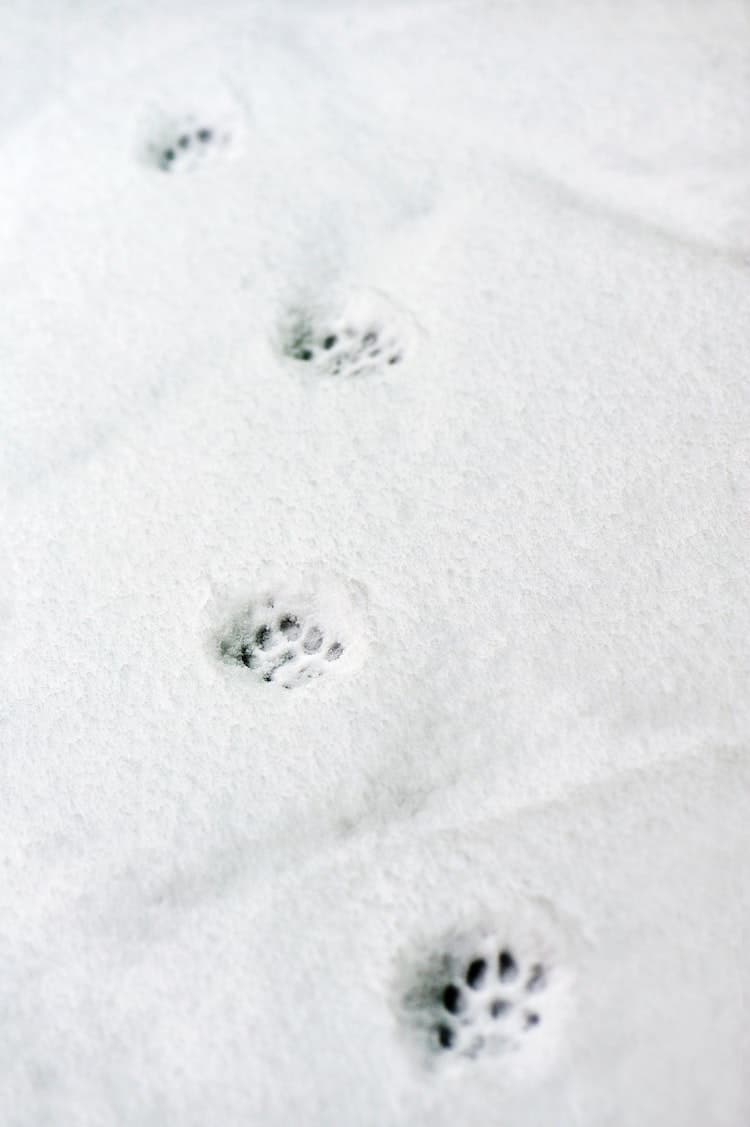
[1,1,749,1124]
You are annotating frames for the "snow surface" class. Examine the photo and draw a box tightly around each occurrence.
[1,0,749,1123]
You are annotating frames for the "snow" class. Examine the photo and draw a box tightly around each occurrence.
[1,1,749,1123]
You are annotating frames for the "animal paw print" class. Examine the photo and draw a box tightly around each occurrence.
[219,597,347,689]
[148,116,232,174]
[281,291,416,380]
[424,942,553,1060]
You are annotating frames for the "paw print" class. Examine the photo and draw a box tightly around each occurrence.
[219,597,348,689]
[404,932,559,1063]
[148,117,233,174]
[280,290,417,380]
[287,320,404,378]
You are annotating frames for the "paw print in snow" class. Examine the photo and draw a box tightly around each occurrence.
[401,913,570,1068]
[432,944,550,1058]
[281,290,418,380]
[148,116,233,174]
[216,578,368,690]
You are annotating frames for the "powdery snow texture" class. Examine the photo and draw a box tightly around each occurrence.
[1,1,749,1125]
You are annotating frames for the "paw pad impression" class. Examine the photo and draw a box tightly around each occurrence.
[147,114,235,174]
[216,576,369,690]
[401,909,570,1068]
[280,290,417,380]
[431,943,550,1058]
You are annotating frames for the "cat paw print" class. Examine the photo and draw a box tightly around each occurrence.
[216,578,369,690]
[431,944,550,1058]
[280,290,418,380]
[402,916,570,1067]
[147,115,234,174]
